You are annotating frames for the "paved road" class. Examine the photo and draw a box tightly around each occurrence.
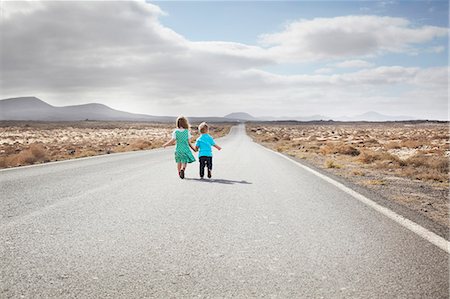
[1,125,448,298]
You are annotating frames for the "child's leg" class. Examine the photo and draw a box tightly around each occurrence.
[207,157,213,171]
[207,157,213,178]
[199,157,206,178]
[179,163,186,179]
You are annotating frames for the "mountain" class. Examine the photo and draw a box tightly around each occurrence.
[251,112,417,122]
[0,97,419,122]
[260,114,330,121]
[224,112,256,121]
[0,97,238,122]
[0,97,174,122]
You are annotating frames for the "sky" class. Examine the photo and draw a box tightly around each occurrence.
[0,0,448,119]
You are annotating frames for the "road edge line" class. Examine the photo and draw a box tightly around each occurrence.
[256,142,449,254]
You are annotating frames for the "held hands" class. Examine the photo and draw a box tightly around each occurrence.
[190,144,198,152]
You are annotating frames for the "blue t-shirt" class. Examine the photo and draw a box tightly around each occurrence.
[195,134,216,157]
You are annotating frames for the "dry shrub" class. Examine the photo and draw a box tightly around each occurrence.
[406,154,449,173]
[365,138,380,145]
[384,141,401,150]
[325,160,342,169]
[276,144,289,152]
[320,143,360,156]
[364,179,386,186]
[357,150,380,164]
[396,154,449,182]
[262,136,279,142]
[405,154,428,167]
[400,139,424,148]
[357,150,399,164]
[129,139,152,150]
[302,143,321,153]
[351,170,365,176]
[30,144,47,160]
[1,143,49,167]
[0,157,7,168]
[429,157,449,173]
[282,134,291,141]
[416,169,447,182]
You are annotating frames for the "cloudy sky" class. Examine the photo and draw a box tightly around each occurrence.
[1,0,448,119]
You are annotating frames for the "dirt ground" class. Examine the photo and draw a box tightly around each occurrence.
[247,121,449,228]
[0,121,231,169]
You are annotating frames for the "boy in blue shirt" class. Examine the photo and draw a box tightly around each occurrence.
[195,122,222,178]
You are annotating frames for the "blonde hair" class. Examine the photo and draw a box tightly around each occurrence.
[176,116,189,129]
[198,122,209,134]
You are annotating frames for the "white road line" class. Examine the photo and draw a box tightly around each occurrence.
[256,142,450,254]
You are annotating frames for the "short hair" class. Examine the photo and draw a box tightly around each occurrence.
[176,116,189,129]
[198,122,209,133]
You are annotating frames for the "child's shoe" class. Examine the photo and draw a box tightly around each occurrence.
[207,169,212,178]
[180,169,185,179]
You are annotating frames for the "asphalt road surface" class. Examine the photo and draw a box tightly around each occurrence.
[1,125,448,298]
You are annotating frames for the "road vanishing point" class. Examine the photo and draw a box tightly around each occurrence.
[1,125,448,298]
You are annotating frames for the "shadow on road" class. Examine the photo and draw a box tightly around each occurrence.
[184,178,252,185]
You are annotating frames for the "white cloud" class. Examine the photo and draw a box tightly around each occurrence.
[0,1,447,119]
[334,60,375,68]
[427,46,445,53]
[259,15,448,62]
[315,68,334,74]
[0,0,46,19]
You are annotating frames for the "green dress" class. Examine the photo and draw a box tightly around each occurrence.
[174,129,196,163]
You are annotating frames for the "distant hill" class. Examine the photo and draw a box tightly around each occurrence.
[0,97,175,122]
[0,97,420,122]
[224,112,256,121]
[0,97,236,123]
[260,114,330,121]
[226,111,418,122]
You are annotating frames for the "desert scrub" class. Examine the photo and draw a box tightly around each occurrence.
[357,150,401,165]
[129,139,153,151]
[0,143,49,167]
[351,170,365,176]
[325,160,342,169]
[400,154,449,182]
[320,143,360,156]
[0,121,233,169]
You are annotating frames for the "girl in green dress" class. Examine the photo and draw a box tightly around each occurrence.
[163,116,197,179]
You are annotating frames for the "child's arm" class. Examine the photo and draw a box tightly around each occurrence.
[213,144,222,151]
[163,138,176,148]
[189,141,197,152]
